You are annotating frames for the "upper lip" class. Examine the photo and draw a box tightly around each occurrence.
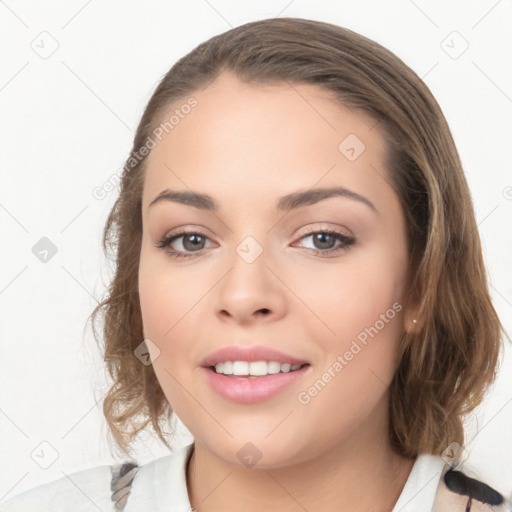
[201,345,310,367]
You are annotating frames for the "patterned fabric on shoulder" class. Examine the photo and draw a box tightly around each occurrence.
[432,463,510,512]
[110,462,140,511]
[109,456,512,512]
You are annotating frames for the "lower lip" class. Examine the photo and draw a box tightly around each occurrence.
[202,365,311,404]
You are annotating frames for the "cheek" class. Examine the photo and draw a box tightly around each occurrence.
[295,260,405,433]
[138,255,201,408]
[296,247,406,341]
[138,243,200,325]
[295,251,407,412]
[138,248,221,390]
[138,250,197,351]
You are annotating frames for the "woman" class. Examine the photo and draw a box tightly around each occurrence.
[1,17,509,512]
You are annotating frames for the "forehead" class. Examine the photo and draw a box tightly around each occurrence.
[141,72,393,216]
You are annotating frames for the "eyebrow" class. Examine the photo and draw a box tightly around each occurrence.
[148,186,378,214]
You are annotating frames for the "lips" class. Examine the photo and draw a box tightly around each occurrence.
[200,345,309,368]
[202,364,311,403]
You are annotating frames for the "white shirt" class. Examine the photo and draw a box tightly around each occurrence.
[0,442,507,511]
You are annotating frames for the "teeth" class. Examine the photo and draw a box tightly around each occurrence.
[213,361,304,377]
[233,361,249,375]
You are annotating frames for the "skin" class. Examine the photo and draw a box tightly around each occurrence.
[138,71,420,512]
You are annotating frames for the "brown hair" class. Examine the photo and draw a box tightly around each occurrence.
[88,17,505,459]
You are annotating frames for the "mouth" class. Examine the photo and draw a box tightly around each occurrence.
[208,361,311,379]
[202,362,312,403]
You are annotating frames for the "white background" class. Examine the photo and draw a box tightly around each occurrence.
[1,0,511,503]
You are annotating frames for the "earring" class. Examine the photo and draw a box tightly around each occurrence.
[412,319,417,324]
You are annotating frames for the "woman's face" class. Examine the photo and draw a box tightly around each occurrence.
[138,72,415,468]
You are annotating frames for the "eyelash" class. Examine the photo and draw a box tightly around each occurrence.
[155,227,355,260]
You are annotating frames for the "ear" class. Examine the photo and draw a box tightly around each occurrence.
[403,308,419,335]
[402,288,421,335]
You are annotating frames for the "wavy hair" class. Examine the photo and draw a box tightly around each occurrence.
[88,17,505,459]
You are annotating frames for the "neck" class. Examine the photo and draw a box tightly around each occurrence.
[186,426,415,512]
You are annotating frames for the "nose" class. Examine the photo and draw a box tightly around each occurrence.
[215,246,287,325]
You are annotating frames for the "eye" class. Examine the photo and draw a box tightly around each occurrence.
[292,228,355,256]
[155,230,215,259]
[155,227,355,259]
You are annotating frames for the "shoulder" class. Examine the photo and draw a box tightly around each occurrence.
[0,463,116,511]
[392,453,511,512]
[0,443,195,512]
[432,459,511,512]
[124,442,195,509]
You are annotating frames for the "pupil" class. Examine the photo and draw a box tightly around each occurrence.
[314,233,334,249]
[184,234,204,251]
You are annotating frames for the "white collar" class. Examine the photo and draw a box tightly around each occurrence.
[125,443,445,512]
[125,442,195,511]
[391,453,446,511]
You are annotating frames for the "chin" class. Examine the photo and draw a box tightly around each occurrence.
[203,435,309,470]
